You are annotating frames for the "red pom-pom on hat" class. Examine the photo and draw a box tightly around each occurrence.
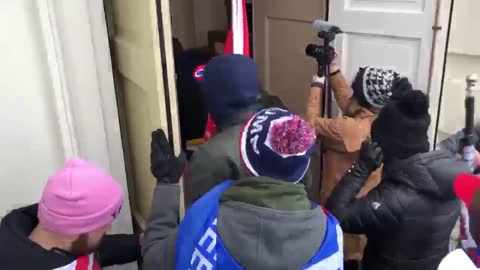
[269,116,315,155]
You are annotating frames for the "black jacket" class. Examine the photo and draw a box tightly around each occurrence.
[0,204,141,269]
[327,150,470,270]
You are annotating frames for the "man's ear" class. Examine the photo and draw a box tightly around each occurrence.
[469,189,480,244]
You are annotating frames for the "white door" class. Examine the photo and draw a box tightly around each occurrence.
[330,0,436,90]
[330,0,438,139]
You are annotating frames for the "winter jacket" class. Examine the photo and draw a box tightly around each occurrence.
[0,204,140,269]
[306,71,381,260]
[174,49,211,147]
[326,149,471,270]
[185,102,311,207]
[142,176,340,270]
[439,127,480,154]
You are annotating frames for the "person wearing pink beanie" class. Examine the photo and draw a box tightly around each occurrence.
[0,159,142,269]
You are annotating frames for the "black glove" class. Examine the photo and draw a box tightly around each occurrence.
[357,138,384,174]
[150,129,186,184]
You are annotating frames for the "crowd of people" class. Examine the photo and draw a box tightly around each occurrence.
[0,53,479,270]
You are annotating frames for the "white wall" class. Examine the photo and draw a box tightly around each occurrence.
[437,0,480,141]
[0,1,66,218]
[0,5,135,269]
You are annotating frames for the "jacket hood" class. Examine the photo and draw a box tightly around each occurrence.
[215,102,261,131]
[383,149,471,199]
[0,205,76,269]
[216,177,327,269]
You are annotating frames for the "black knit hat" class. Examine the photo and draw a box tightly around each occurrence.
[352,67,412,108]
[371,90,431,160]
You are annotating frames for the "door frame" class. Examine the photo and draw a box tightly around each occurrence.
[38,0,135,237]
[429,0,454,148]
[427,0,453,149]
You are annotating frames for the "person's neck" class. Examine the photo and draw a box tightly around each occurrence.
[29,225,74,252]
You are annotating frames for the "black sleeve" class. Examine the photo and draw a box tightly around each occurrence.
[98,234,141,267]
[326,167,402,234]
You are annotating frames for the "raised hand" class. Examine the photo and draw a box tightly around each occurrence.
[150,129,186,184]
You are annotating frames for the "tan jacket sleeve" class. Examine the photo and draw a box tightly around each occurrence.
[330,71,354,114]
[306,85,337,138]
[306,86,349,148]
[306,71,355,143]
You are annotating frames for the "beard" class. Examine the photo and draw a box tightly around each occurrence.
[69,233,104,257]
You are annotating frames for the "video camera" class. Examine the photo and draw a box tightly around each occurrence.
[305,20,343,75]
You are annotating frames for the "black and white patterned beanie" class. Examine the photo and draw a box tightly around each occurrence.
[352,67,402,108]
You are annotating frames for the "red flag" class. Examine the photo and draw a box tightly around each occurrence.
[202,0,250,142]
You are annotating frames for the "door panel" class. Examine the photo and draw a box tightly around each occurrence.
[330,0,437,143]
[254,0,326,201]
[254,0,326,116]
[109,0,179,224]
[330,0,436,93]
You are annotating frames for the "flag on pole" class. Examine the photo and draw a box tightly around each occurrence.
[198,0,250,142]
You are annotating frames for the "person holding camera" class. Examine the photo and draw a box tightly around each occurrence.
[326,90,471,270]
[306,57,412,268]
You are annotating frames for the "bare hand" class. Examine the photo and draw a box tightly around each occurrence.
[330,50,341,73]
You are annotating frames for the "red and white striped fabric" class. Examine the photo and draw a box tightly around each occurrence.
[53,254,101,270]
[202,0,250,142]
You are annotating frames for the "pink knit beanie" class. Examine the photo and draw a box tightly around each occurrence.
[38,159,123,235]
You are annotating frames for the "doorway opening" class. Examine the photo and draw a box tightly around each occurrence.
[434,0,480,146]
[170,0,255,157]
[102,0,328,225]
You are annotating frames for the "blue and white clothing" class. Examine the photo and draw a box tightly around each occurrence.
[175,180,343,270]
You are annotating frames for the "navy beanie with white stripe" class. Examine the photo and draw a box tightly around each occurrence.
[200,54,260,126]
[240,107,316,183]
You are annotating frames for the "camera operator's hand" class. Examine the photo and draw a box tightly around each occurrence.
[150,129,186,184]
[357,138,384,174]
[330,50,341,74]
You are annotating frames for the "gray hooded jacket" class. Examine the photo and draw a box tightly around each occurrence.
[142,179,326,270]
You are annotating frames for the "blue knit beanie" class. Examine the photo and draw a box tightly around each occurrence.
[200,54,260,125]
[240,108,316,183]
